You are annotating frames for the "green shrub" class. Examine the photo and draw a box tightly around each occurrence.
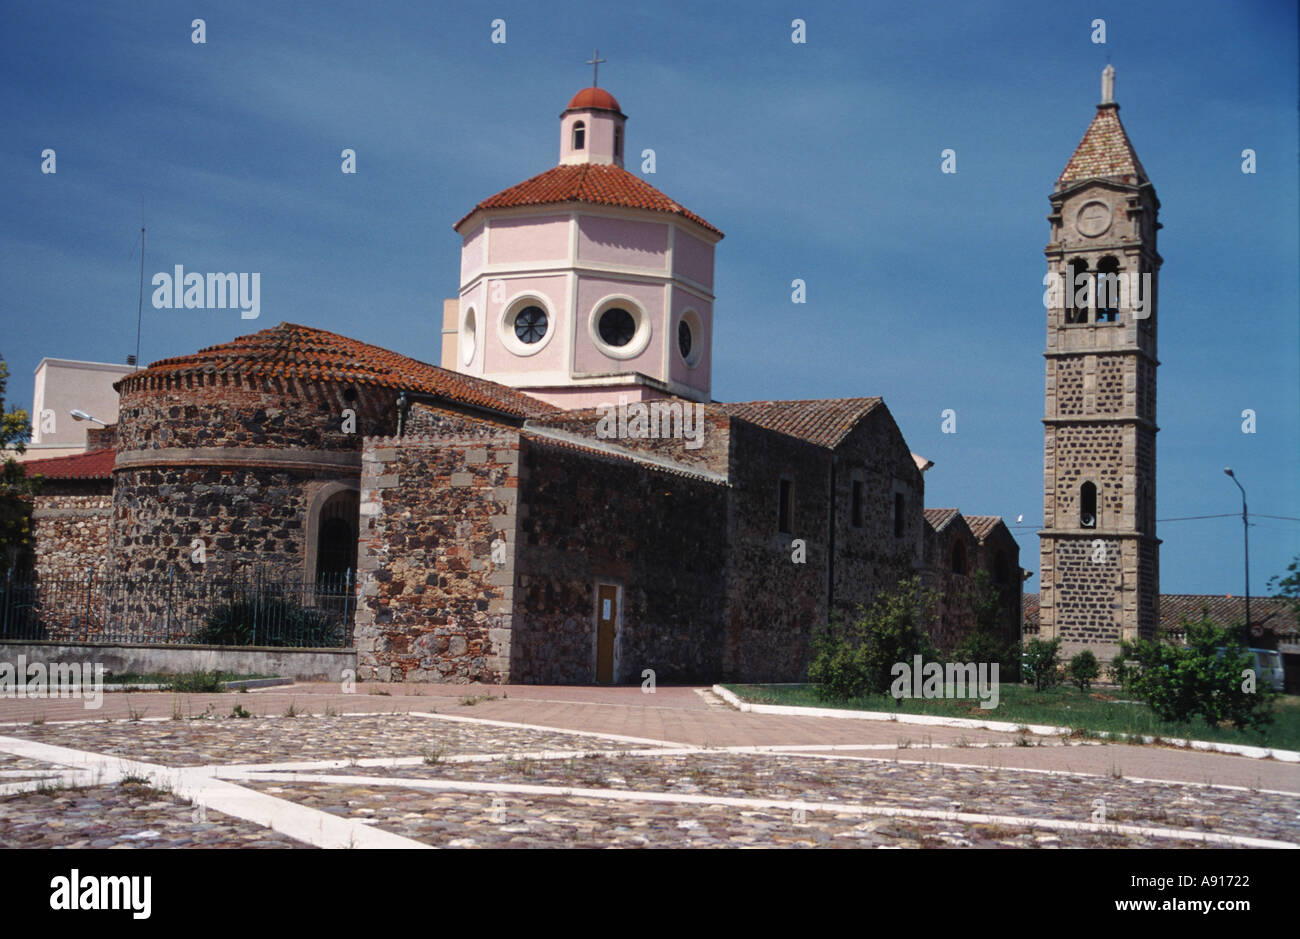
[194,594,340,647]
[169,670,227,693]
[809,576,939,701]
[952,570,1021,681]
[1067,650,1100,691]
[1022,637,1062,691]
[1120,614,1276,734]
[1108,651,1130,686]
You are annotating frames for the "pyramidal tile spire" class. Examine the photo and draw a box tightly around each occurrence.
[1056,66,1148,188]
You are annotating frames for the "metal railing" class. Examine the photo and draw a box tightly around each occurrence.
[0,567,355,648]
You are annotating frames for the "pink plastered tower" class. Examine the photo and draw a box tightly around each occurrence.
[445,85,723,408]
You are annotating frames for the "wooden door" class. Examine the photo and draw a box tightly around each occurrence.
[596,584,618,683]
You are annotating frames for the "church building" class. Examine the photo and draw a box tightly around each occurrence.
[19,74,1024,684]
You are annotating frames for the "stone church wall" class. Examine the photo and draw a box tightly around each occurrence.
[31,486,112,580]
[829,410,926,625]
[721,420,830,682]
[353,431,520,683]
[511,437,729,684]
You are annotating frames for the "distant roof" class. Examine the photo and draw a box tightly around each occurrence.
[21,447,115,481]
[924,508,960,532]
[714,398,883,449]
[119,323,556,420]
[965,515,1007,542]
[456,163,722,237]
[1021,593,1298,641]
[1058,104,1148,188]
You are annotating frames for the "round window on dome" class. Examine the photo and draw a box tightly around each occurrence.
[514,305,548,344]
[599,308,637,347]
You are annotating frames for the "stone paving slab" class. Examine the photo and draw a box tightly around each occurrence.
[294,751,1300,843]
[0,782,312,848]
[1,714,654,767]
[236,780,1229,849]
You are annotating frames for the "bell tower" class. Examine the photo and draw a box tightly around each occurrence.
[1039,66,1161,655]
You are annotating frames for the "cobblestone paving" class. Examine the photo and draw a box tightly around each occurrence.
[0,750,73,781]
[1,714,644,767]
[274,751,1300,843]
[234,781,1217,849]
[0,782,311,848]
[2,710,1295,849]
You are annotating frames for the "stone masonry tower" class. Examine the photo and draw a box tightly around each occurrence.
[1039,66,1160,656]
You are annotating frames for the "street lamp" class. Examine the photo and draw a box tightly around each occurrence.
[69,409,108,426]
[1223,468,1250,643]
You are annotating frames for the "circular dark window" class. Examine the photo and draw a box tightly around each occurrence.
[514,305,548,344]
[599,308,637,347]
[678,320,693,360]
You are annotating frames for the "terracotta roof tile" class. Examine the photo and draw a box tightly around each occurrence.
[118,323,556,420]
[21,448,115,481]
[924,508,960,532]
[712,398,882,449]
[456,163,722,237]
[1058,105,1148,187]
[965,515,1007,542]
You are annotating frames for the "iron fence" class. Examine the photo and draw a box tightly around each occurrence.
[0,568,355,648]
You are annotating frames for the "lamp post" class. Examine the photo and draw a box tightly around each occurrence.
[1223,468,1250,643]
[69,409,108,426]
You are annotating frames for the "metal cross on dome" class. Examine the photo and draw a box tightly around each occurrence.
[586,49,606,86]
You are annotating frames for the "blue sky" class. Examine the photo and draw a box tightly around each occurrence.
[2,0,1296,595]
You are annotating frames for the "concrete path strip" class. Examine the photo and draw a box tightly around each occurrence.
[232,770,1300,849]
[0,734,428,849]
[712,684,1300,762]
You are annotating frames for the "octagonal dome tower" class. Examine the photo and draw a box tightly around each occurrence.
[444,84,723,408]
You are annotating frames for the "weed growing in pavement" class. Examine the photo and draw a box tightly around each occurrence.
[230,704,252,719]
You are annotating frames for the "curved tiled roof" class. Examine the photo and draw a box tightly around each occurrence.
[713,398,883,449]
[965,515,1007,542]
[566,87,622,113]
[21,447,115,481]
[118,323,556,419]
[456,163,722,237]
[1058,105,1148,187]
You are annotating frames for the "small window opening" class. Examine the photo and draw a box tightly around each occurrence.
[1096,257,1120,322]
[1066,259,1090,324]
[851,480,864,528]
[573,121,586,150]
[1080,481,1098,529]
[778,479,793,534]
[614,126,623,158]
[893,492,905,538]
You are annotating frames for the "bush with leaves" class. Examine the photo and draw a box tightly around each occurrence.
[809,576,940,701]
[1067,650,1099,691]
[0,360,39,575]
[1022,637,1062,690]
[194,594,341,647]
[1119,614,1276,735]
[1108,651,1130,686]
[951,569,1021,681]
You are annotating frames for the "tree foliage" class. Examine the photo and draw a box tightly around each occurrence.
[808,576,940,701]
[0,359,39,574]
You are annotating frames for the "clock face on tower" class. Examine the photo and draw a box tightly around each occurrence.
[1076,200,1113,237]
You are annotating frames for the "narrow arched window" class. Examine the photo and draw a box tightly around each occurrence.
[1096,256,1120,322]
[614,126,623,158]
[1067,259,1090,324]
[951,539,967,575]
[1080,481,1097,529]
[573,121,586,150]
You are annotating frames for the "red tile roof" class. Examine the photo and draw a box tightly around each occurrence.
[924,508,960,532]
[713,398,882,449]
[965,515,1007,542]
[1020,593,1297,642]
[566,87,622,113]
[21,448,115,481]
[119,323,556,420]
[456,163,722,237]
[1058,105,1148,187]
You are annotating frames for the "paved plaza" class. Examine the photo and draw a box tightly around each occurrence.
[1,683,1296,849]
